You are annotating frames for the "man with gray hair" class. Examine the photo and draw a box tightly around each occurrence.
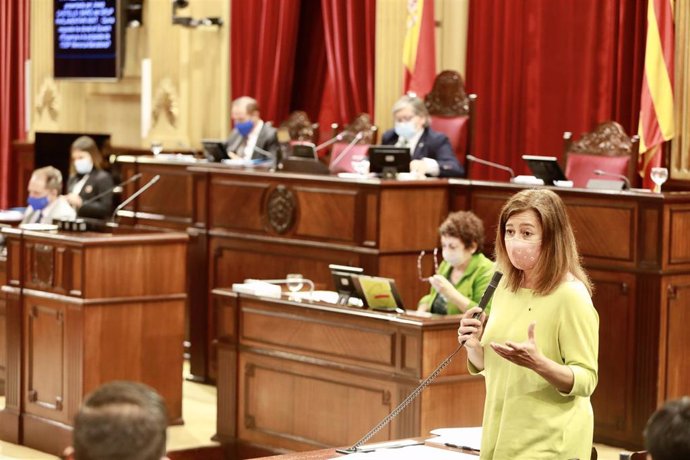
[21,166,76,224]
[224,96,280,161]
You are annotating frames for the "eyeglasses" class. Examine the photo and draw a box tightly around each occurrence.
[417,247,439,281]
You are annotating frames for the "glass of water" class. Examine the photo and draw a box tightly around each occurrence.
[151,141,163,156]
[286,273,304,295]
[650,167,668,193]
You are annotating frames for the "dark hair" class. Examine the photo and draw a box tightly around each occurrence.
[438,210,485,253]
[645,397,690,460]
[73,381,168,460]
[494,189,591,296]
[70,136,107,172]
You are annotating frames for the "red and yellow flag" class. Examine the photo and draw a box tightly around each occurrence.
[638,0,674,189]
[402,0,436,96]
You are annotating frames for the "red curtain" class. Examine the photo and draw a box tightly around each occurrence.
[319,0,376,128]
[230,0,301,125]
[466,0,646,180]
[0,0,29,208]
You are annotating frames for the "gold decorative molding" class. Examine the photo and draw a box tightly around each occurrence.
[35,78,60,122]
[152,78,180,129]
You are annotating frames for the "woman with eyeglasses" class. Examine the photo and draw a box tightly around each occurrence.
[458,189,598,459]
[417,210,495,315]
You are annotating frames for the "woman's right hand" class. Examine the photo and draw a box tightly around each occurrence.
[458,306,485,349]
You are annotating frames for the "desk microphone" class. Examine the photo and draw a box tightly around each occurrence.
[336,271,503,455]
[314,133,346,152]
[466,154,515,179]
[111,175,161,221]
[594,169,631,190]
[80,173,143,207]
[329,132,365,169]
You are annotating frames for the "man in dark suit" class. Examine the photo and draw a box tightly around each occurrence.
[381,95,464,177]
[225,96,280,161]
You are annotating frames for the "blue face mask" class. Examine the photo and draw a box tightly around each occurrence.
[235,120,254,137]
[28,195,50,211]
[394,121,418,140]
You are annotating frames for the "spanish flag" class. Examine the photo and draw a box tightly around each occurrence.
[402,0,436,96]
[638,0,674,189]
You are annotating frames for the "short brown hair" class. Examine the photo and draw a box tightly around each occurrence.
[645,397,690,460]
[439,211,485,254]
[70,136,107,172]
[31,166,63,192]
[74,381,168,460]
[232,96,260,115]
[494,189,591,296]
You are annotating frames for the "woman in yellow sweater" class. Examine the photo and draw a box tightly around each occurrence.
[458,189,599,459]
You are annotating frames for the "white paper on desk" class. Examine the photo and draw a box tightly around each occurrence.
[329,445,477,459]
[427,426,482,451]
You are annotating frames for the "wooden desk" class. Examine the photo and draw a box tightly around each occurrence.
[115,157,449,382]
[113,155,690,449]
[0,227,187,456]
[212,289,484,452]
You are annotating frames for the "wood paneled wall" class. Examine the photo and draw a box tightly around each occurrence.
[29,0,230,149]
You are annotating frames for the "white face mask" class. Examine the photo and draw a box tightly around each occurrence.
[505,238,541,271]
[394,121,418,140]
[74,157,93,175]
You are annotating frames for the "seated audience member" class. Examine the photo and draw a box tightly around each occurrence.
[645,397,690,460]
[418,211,494,314]
[65,136,115,219]
[22,166,76,224]
[225,96,280,161]
[381,95,464,177]
[64,380,169,460]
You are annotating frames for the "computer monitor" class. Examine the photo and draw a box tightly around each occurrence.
[352,275,404,312]
[329,264,364,306]
[202,139,227,162]
[368,146,411,178]
[522,155,568,186]
[291,143,318,160]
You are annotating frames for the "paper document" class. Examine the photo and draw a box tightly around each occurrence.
[427,426,482,452]
[329,444,477,459]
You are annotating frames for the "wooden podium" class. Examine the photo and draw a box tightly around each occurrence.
[0,226,187,456]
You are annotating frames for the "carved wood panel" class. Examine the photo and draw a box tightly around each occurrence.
[589,270,636,445]
[25,302,66,421]
[663,274,690,400]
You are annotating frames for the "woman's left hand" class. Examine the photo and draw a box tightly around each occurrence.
[490,322,543,370]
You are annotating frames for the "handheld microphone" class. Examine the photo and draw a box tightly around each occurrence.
[466,154,515,179]
[336,271,503,455]
[473,271,503,319]
[111,175,161,221]
[80,173,143,207]
[314,133,346,152]
[329,132,365,168]
[594,169,630,190]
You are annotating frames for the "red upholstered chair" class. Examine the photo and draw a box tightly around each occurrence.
[328,113,377,173]
[424,70,477,175]
[563,121,639,188]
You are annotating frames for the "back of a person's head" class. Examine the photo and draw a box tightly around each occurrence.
[645,397,690,460]
[73,381,168,460]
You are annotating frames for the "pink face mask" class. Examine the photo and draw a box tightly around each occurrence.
[505,239,541,271]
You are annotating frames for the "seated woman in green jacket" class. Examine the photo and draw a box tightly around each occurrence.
[418,210,495,315]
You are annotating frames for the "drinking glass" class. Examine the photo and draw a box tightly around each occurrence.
[286,273,304,294]
[650,167,668,193]
[151,141,163,156]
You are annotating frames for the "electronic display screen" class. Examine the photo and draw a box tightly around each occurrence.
[54,0,120,79]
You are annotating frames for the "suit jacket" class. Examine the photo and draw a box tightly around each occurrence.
[381,127,464,177]
[224,122,280,160]
[67,169,115,219]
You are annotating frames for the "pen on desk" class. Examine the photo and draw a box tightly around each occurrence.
[444,442,480,452]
